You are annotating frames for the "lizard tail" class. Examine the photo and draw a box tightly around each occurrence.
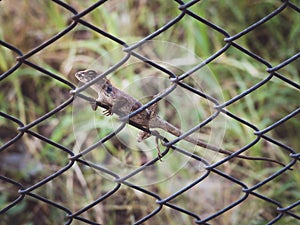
[157,119,287,168]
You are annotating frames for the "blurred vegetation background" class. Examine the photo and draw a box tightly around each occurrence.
[0,0,299,225]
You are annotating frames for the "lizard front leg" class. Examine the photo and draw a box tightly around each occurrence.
[91,98,113,116]
[95,95,128,117]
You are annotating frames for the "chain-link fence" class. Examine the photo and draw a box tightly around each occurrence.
[0,0,299,225]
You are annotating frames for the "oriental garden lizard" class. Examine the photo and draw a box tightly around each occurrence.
[74,69,286,167]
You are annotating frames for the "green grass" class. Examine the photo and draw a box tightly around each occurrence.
[0,1,299,225]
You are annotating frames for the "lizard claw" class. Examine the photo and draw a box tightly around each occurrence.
[90,101,98,111]
[103,107,113,116]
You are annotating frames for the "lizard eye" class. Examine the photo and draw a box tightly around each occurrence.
[88,70,95,76]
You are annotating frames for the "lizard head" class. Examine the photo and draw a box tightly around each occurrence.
[75,69,112,95]
[75,70,98,83]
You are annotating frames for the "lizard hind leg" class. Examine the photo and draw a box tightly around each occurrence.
[137,130,163,160]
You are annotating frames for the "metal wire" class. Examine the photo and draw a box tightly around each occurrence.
[0,0,299,224]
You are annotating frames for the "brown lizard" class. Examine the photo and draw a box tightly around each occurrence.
[75,69,286,166]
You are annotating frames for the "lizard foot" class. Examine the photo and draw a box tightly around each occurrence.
[103,107,113,116]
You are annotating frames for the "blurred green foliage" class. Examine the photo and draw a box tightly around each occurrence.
[0,1,299,225]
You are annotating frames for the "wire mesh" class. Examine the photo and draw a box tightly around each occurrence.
[0,0,299,225]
